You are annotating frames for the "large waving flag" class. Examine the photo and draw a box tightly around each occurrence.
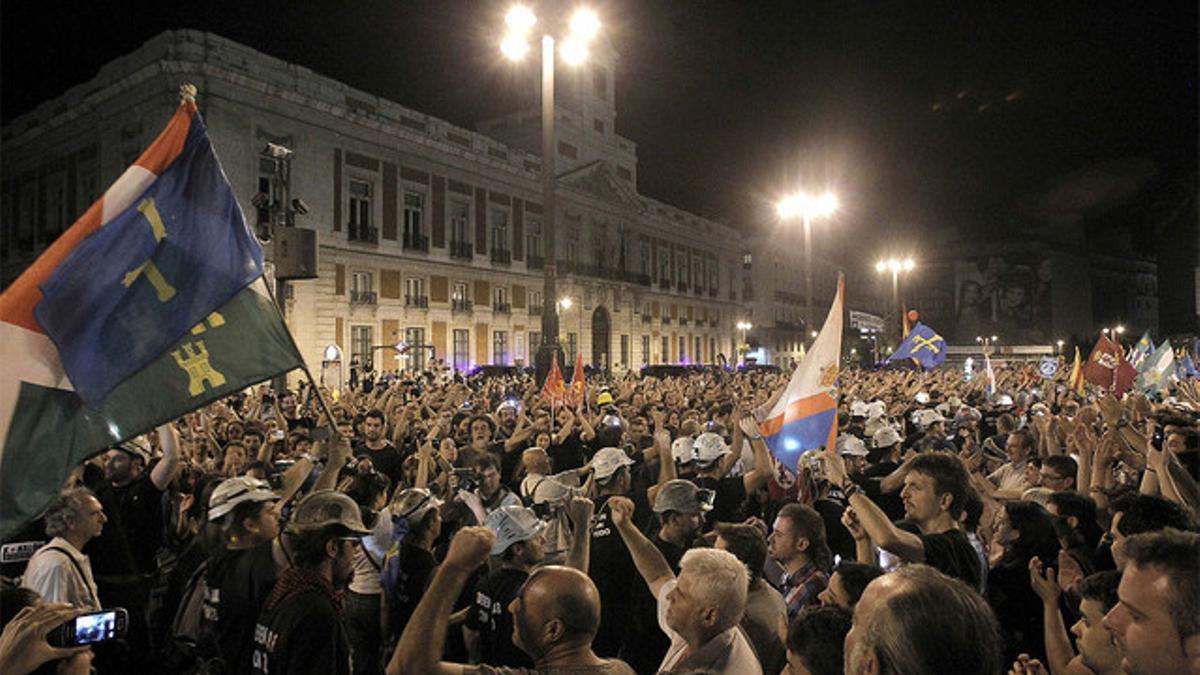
[0,90,303,538]
[1177,351,1198,380]
[1083,334,1137,397]
[542,354,566,407]
[566,352,586,407]
[1128,331,1155,369]
[1069,346,1087,395]
[1136,341,1175,393]
[887,322,946,370]
[760,276,843,474]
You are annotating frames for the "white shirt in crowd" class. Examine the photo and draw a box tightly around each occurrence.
[22,536,102,610]
[656,579,763,675]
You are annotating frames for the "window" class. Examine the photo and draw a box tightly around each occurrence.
[526,219,542,260]
[452,281,469,304]
[743,252,753,267]
[44,173,66,238]
[679,336,686,362]
[494,286,509,307]
[661,337,669,363]
[640,241,651,276]
[404,327,426,371]
[405,277,426,306]
[658,247,670,282]
[403,192,425,248]
[351,271,374,303]
[593,65,608,100]
[257,157,278,224]
[593,119,605,134]
[490,208,509,252]
[529,290,543,313]
[77,168,98,210]
[349,179,373,240]
[567,333,578,361]
[450,200,470,244]
[693,255,703,289]
[351,325,374,370]
[493,331,510,365]
[641,335,650,365]
[695,336,703,363]
[620,334,630,368]
[453,329,470,371]
[529,331,541,352]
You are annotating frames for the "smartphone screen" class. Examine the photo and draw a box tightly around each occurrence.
[74,611,118,644]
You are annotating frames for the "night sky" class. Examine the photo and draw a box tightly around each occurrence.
[3,1,1196,250]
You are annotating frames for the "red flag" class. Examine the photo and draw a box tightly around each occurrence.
[566,352,585,407]
[542,354,566,406]
[1082,335,1138,396]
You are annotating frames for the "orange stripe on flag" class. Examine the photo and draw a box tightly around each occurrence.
[759,393,837,436]
[0,102,196,333]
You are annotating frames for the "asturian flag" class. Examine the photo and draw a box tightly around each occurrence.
[1177,352,1198,380]
[0,90,304,538]
[887,322,946,370]
[1129,331,1155,369]
[758,276,843,474]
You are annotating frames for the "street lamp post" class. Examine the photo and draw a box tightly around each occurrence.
[501,6,600,384]
[736,321,752,363]
[777,192,838,336]
[875,257,914,344]
[976,334,999,355]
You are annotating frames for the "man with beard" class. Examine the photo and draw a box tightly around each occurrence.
[353,409,404,486]
[387,527,635,675]
[250,490,371,675]
[768,503,831,620]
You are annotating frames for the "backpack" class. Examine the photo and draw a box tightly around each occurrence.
[164,560,225,674]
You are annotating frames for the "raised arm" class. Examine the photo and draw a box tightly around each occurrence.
[608,496,674,598]
[737,416,770,494]
[564,497,595,573]
[151,423,182,490]
[825,446,926,562]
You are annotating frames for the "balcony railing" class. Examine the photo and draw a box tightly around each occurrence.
[404,295,429,308]
[490,248,512,265]
[658,279,672,290]
[528,304,543,316]
[449,241,473,259]
[661,316,672,325]
[526,255,544,270]
[402,233,429,252]
[677,281,689,292]
[709,288,718,297]
[348,224,379,244]
[641,314,651,324]
[693,285,703,295]
[679,318,690,326]
[710,319,719,327]
[493,302,512,314]
[350,290,377,305]
[451,298,473,312]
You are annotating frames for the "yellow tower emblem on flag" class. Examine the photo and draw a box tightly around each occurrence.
[171,312,228,396]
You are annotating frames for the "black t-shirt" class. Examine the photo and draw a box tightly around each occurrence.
[988,556,1048,665]
[861,461,905,522]
[250,589,349,675]
[466,567,533,668]
[695,475,747,525]
[588,494,648,659]
[87,474,165,577]
[209,542,278,674]
[813,496,856,564]
[353,441,404,486]
[385,543,437,642]
[920,529,982,589]
[548,434,588,473]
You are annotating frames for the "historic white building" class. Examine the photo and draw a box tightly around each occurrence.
[2,30,749,374]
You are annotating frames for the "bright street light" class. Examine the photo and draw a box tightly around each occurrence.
[1115,324,1126,335]
[559,38,587,65]
[776,190,839,335]
[876,256,915,343]
[558,297,573,310]
[736,321,753,331]
[505,5,537,32]
[500,34,531,60]
[569,8,600,40]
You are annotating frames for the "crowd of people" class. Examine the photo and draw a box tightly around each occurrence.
[2,357,1199,675]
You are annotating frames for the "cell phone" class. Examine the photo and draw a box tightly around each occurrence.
[271,430,286,441]
[48,608,128,647]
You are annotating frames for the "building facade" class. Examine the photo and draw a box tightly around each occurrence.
[1,30,748,374]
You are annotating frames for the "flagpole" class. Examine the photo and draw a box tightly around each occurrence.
[257,276,342,432]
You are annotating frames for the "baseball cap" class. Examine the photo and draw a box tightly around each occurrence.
[866,401,887,419]
[596,391,615,406]
[995,394,1014,407]
[653,479,714,515]
[392,487,443,523]
[917,410,946,429]
[849,400,869,418]
[915,392,931,405]
[872,426,902,449]
[671,437,696,464]
[286,489,371,535]
[863,415,889,438]
[592,447,635,481]
[208,476,278,522]
[115,436,152,464]
[485,505,546,554]
[837,435,870,457]
[694,432,730,465]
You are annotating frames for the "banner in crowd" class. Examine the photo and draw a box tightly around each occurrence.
[1069,347,1086,395]
[1038,356,1059,379]
[887,322,946,370]
[566,352,585,407]
[542,354,566,407]
[759,275,844,474]
[1136,341,1175,393]
[1082,334,1137,396]
[0,94,302,538]
[1178,352,1198,380]
[1128,331,1155,369]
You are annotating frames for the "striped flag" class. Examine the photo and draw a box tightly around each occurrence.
[1069,346,1086,395]
[759,275,843,474]
[0,93,302,537]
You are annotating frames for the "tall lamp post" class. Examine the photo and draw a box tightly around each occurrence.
[976,334,999,355]
[736,321,752,363]
[776,192,838,337]
[501,5,600,384]
[875,257,914,344]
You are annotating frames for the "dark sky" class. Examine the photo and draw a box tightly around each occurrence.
[3,1,1196,245]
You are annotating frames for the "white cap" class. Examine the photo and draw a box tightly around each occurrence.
[872,426,902,449]
[671,437,696,464]
[592,447,635,480]
[849,400,870,418]
[864,415,889,438]
[996,394,1014,406]
[917,409,946,429]
[208,476,277,522]
[694,432,730,465]
[837,435,870,457]
[935,402,953,417]
[866,401,887,418]
[915,392,931,405]
[485,505,545,554]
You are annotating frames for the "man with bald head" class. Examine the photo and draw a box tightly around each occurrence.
[388,526,634,675]
[843,565,1004,675]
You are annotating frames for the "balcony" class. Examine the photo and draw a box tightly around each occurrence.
[449,241,473,259]
[350,290,377,305]
[348,224,379,244]
[658,279,672,290]
[693,285,703,295]
[641,314,651,324]
[526,255,544,270]
[632,273,652,287]
[679,318,690,326]
[528,304,543,316]
[402,233,429,252]
[709,288,718,298]
[490,248,512,265]
[493,302,512,314]
[404,295,429,308]
[710,319,719,327]
[662,316,672,325]
[451,298,473,312]
[677,281,689,292]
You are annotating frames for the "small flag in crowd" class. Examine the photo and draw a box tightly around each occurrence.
[1083,334,1137,397]
[1069,347,1087,395]
[0,90,303,538]
[1128,331,1155,370]
[758,275,844,474]
[1137,341,1175,393]
[1039,356,1059,379]
[984,352,996,398]
[566,352,585,407]
[888,322,947,370]
[542,354,566,407]
[1177,352,1198,380]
